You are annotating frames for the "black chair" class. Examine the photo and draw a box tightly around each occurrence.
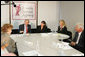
[31,29,37,33]
[63,31,72,43]
[11,29,19,34]
[47,28,51,33]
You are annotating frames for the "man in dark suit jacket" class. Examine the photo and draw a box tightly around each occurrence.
[70,23,84,53]
[19,19,31,34]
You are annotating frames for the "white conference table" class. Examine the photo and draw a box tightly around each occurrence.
[10,33,84,56]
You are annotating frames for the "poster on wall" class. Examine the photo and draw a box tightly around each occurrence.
[11,1,37,29]
[12,1,37,20]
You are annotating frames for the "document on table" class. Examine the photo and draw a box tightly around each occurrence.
[52,42,73,50]
[24,41,33,47]
[23,50,43,56]
[41,33,49,37]
[72,54,84,56]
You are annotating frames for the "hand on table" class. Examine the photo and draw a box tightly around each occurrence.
[70,41,76,46]
[20,31,24,33]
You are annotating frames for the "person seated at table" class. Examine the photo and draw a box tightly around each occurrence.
[70,23,84,53]
[1,39,16,56]
[19,19,31,34]
[57,20,72,43]
[37,21,48,33]
[1,24,18,56]
[57,20,67,34]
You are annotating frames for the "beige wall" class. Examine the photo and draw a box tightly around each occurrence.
[38,1,60,31]
[1,5,9,27]
[1,1,84,34]
[60,1,84,37]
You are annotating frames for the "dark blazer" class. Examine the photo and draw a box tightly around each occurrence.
[73,31,84,48]
[57,26,67,34]
[19,24,31,33]
[37,25,48,33]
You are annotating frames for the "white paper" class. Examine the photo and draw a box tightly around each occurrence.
[1,48,9,55]
[23,50,38,56]
[41,33,49,37]
[24,41,33,47]
[23,50,43,56]
[72,54,84,56]
[52,42,73,50]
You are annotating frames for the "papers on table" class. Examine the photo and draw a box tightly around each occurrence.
[23,50,43,56]
[72,54,84,56]
[41,33,49,37]
[24,41,33,47]
[52,42,73,50]
[1,48,9,55]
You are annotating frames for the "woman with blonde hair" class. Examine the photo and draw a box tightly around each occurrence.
[57,20,67,34]
[1,24,18,56]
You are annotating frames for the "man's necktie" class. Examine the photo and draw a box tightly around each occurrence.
[26,25,28,33]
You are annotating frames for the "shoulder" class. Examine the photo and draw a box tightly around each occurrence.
[37,25,41,27]
[19,24,24,26]
[64,26,67,28]
[28,24,31,26]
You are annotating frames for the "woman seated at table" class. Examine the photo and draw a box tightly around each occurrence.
[57,20,72,43]
[1,24,18,56]
[1,40,16,56]
[57,20,67,34]
[37,21,48,33]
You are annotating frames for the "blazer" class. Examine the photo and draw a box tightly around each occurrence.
[72,31,84,48]
[1,32,16,53]
[57,26,67,34]
[19,24,31,33]
[37,25,48,33]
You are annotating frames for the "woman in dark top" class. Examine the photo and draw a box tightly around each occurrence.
[57,20,67,34]
[37,21,48,33]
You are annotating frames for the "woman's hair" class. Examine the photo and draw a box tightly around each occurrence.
[41,21,46,25]
[59,20,66,26]
[1,24,13,33]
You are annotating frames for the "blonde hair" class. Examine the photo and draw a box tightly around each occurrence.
[1,24,13,33]
[59,20,66,26]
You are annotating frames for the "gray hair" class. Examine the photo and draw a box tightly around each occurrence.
[76,23,84,30]
[25,19,29,22]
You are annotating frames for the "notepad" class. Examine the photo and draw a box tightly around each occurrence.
[52,42,73,50]
[23,50,38,56]
[24,41,33,47]
[23,50,43,56]
[72,54,84,56]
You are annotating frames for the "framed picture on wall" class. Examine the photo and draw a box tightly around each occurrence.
[11,1,37,20]
[11,1,38,29]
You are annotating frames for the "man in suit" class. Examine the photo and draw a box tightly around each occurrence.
[19,19,31,34]
[70,23,84,53]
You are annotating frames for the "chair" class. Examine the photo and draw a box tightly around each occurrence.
[11,29,19,34]
[31,29,37,33]
[47,28,51,33]
[63,31,72,43]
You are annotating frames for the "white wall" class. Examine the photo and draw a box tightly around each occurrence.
[1,2,9,27]
[60,1,84,36]
[38,1,60,31]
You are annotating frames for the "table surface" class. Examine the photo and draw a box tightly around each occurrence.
[10,33,84,56]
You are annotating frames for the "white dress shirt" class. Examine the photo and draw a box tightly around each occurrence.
[24,24,26,34]
[76,32,82,44]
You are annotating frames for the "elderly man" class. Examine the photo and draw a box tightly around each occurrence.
[70,23,84,53]
[19,19,31,34]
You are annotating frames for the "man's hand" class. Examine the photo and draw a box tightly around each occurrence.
[20,31,24,33]
[70,41,76,46]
